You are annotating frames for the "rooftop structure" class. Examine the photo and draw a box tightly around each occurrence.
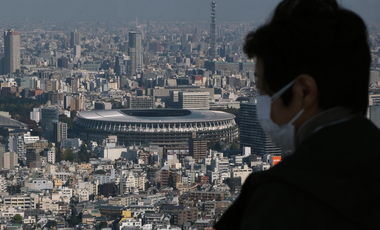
[74,109,238,146]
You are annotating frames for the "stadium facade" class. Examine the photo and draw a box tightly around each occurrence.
[74,109,238,146]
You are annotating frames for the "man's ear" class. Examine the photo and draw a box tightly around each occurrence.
[292,74,319,110]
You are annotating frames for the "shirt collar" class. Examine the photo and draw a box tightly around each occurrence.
[295,107,358,148]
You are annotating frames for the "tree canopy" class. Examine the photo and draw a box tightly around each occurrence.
[0,96,40,120]
[78,143,91,163]
[13,214,22,224]
[62,149,75,162]
[45,220,57,228]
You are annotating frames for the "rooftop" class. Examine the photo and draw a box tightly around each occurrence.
[77,109,235,124]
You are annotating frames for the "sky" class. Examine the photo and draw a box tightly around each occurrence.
[0,0,379,22]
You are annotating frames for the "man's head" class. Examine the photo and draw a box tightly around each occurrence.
[244,0,371,131]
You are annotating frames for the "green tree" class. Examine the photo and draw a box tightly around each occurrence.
[59,115,73,129]
[211,141,222,151]
[7,185,21,195]
[55,147,62,163]
[0,96,41,120]
[78,143,91,163]
[45,220,57,228]
[13,214,22,224]
[63,149,75,162]
[230,142,239,150]
[68,205,81,227]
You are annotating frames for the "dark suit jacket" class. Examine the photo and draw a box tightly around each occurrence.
[214,117,380,229]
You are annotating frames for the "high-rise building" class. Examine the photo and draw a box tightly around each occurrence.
[70,98,82,111]
[74,45,81,57]
[115,55,127,76]
[128,31,143,75]
[71,77,80,93]
[210,1,217,61]
[53,122,67,145]
[41,107,59,142]
[44,148,55,164]
[26,148,41,168]
[0,151,18,169]
[47,91,64,105]
[30,108,41,123]
[3,29,20,74]
[126,96,154,109]
[179,92,210,110]
[240,99,266,155]
[71,30,80,48]
[189,132,208,163]
[240,99,282,155]
[8,135,25,162]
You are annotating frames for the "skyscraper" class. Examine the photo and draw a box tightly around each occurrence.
[210,1,217,61]
[74,45,81,57]
[189,133,208,163]
[128,31,143,75]
[240,99,266,155]
[41,107,59,142]
[3,29,20,74]
[53,122,67,145]
[71,30,80,48]
[115,55,127,76]
[240,99,282,155]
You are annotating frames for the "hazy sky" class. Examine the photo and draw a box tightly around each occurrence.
[0,0,379,22]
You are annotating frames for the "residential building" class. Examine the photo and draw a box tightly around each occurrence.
[53,122,67,144]
[0,151,18,169]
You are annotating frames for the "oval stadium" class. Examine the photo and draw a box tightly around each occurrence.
[74,109,238,146]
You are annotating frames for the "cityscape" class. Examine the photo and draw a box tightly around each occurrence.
[0,1,378,230]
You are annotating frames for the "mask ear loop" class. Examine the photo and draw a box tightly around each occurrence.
[270,79,296,103]
[288,109,304,125]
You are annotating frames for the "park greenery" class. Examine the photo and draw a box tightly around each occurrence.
[0,96,40,120]
[55,144,91,164]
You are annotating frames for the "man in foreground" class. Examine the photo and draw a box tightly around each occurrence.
[214,0,379,229]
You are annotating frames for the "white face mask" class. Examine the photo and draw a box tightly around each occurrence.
[256,80,304,152]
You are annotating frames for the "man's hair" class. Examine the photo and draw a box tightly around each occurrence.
[244,0,371,114]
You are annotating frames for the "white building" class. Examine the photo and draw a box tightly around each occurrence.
[119,218,142,230]
[100,147,128,161]
[94,169,116,185]
[23,132,40,144]
[25,179,54,190]
[44,148,55,164]
[231,164,252,184]
[178,91,210,110]
[30,107,41,123]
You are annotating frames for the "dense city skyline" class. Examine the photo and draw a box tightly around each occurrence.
[0,0,379,22]
[0,0,378,229]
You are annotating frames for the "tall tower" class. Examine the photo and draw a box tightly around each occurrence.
[71,30,80,48]
[3,29,20,74]
[239,98,283,155]
[210,1,217,61]
[128,31,143,75]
